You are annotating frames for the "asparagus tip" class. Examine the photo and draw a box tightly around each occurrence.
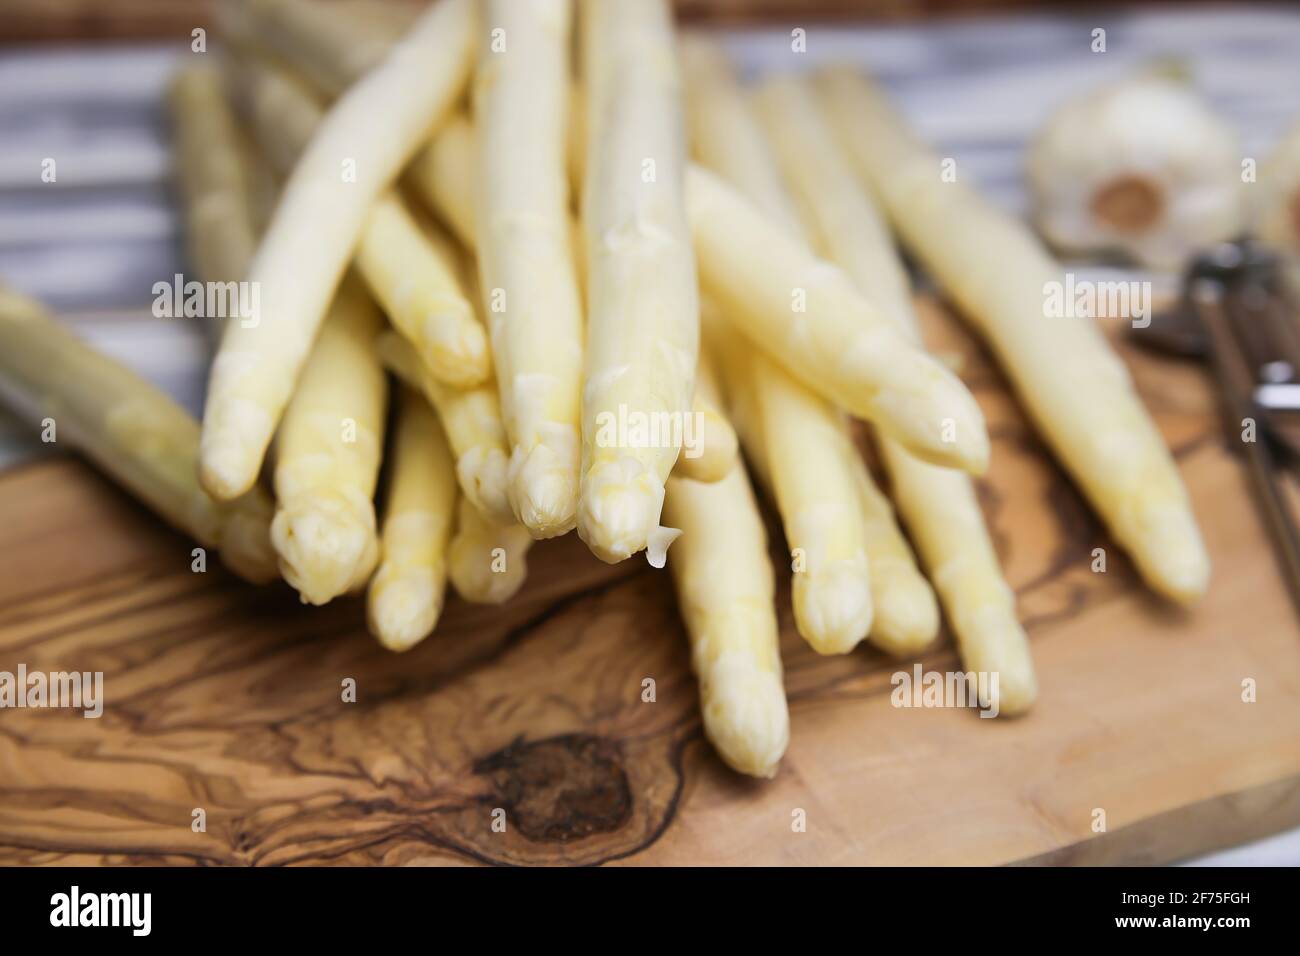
[1131,499,1211,605]
[868,563,941,657]
[508,442,579,539]
[368,565,442,652]
[577,461,666,564]
[956,603,1037,717]
[700,659,790,779]
[271,494,378,606]
[794,557,874,654]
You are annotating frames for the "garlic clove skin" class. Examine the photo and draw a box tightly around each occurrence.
[1028,72,1245,271]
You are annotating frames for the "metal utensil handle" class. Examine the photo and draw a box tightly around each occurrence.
[1194,276,1300,616]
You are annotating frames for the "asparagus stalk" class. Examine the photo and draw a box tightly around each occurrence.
[684,40,935,655]
[411,110,735,490]
[673,388,739,484]
[408,112,478,250]
[199,0,474,501]
[0,287,276,584]
[367,386,456,652]
[662,352,789,778]
[216,0,400,99]
[225,52,489,390]
[167,64,259,343]
[687,165,989,475]
[356,194,489,390]
[376,331,513,526]
[817,67,1208,606]
[447,495,533,605]
[270,275,387,605]
[680,37,803,234]
[472,0,584,539]
[753,352,875,653]
[754,75,1036,702]
[577,0,700,564]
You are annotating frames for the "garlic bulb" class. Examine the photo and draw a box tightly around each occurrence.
[1255,118,1300,256]
[1027,72,1244,270]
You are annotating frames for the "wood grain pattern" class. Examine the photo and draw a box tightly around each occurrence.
[0,298,1298,866]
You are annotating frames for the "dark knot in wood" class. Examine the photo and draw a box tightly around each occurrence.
[474,734,633,843]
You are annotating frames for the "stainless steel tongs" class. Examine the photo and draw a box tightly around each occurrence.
[1137,239,1300,613]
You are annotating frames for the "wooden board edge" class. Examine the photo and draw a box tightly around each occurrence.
[1016,774,1300,866]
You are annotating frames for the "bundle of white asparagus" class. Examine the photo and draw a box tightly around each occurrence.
[0,0,1208,779]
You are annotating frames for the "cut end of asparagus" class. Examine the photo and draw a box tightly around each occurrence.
[793,557,874,654]
[508,440,579,539]
[578,460,667,564]
[199,399,275,501]
[272,492,379,606]
[423,310,490,389]
[868,562,941,657]
[367,565,442,652]
[700,657,790,779]
[1128,499,1211,605]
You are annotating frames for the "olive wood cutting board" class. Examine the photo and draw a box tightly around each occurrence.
[1,297,1298,867]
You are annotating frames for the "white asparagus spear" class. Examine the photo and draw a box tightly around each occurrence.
[378,334,530,602]
[884,448,1037,714]
[270,275,387,605]
[706,313,870,653]
[199,0,474,501]
[409,110,733,487]
[673,390,738,484]
[355,195,489,390]
[0,287,277,584]
[167,64,258,343]
[817,67,1209,605]
[662,352,788,778]
[367,386,456,652]
[225,52,489,390]
[447,495,534,604]
[679,43,979,481]
[684,41,935,654]
[680,37,803,234]
[685,36,875,651]
[753,351,874,653]
[845,450,941,657]
[687,164,988,475]
[714,301,940,657]
[216,0,400,98]
[577,0,699,564]
[375,331,513,526]
[408,112,478,249]
[754,75,1036,697]
[222,0,483,265]
[473,0,584,538]
[228,91,390,604]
